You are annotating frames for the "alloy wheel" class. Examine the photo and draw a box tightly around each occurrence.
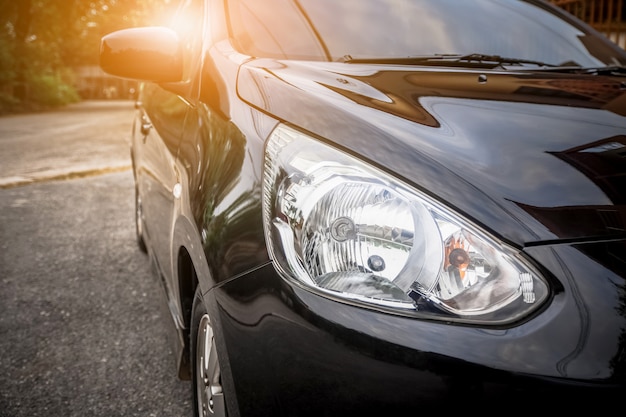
[134,189,147,253]
[195,314,226,417]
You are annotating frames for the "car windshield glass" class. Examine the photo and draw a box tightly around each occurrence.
[227,0,626,68]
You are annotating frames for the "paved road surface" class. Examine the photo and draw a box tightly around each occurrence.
[0,101,193,417]
[0,100,134,189]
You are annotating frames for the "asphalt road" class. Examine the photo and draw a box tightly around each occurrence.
[0,101,193,416]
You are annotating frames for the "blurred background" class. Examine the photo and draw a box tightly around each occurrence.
[0,0,175,114]
[552,0,626,48]
[0,0,624,115]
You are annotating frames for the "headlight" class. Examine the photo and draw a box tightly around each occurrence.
[262,124,549,324]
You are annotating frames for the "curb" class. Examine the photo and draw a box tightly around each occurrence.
[0,164,132,189]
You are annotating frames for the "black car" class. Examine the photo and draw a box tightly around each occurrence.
[99,0,626,415]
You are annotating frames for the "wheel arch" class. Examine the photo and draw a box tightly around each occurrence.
[172,214,214,379]
[176,246,197,380]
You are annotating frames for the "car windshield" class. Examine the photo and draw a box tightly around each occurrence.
[227,0,626,68]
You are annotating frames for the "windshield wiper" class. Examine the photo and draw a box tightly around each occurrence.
[342,53,559,69]
[561,65,626,75]
[453,54,559,68]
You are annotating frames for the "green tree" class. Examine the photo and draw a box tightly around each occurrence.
[0,0,172,113]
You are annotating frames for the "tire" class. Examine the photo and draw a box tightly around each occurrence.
[134,186,147,253]
[191,288,227,417]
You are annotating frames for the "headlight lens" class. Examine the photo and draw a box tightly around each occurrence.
[263,124,549,324]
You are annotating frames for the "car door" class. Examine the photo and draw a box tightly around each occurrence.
[134,83,187,273]
[133,0,205,280]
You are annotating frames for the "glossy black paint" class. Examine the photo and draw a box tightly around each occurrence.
[210,257,624,415]
[238,63,626,245]
[101,0,626,415]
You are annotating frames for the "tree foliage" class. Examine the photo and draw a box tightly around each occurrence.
[0,0,174,113]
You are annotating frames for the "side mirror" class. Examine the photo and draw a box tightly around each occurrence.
[99,27,183,83]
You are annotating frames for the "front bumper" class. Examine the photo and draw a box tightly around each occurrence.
[209,241,626,416]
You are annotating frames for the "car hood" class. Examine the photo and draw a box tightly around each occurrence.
[237,60,626,245]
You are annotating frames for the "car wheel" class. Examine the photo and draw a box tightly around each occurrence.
[134,187,147,253]
[191,288,227,417]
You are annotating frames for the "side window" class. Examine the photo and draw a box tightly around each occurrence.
[169,0,205,82]
[208,0,228,41]
[227,0,327,60]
